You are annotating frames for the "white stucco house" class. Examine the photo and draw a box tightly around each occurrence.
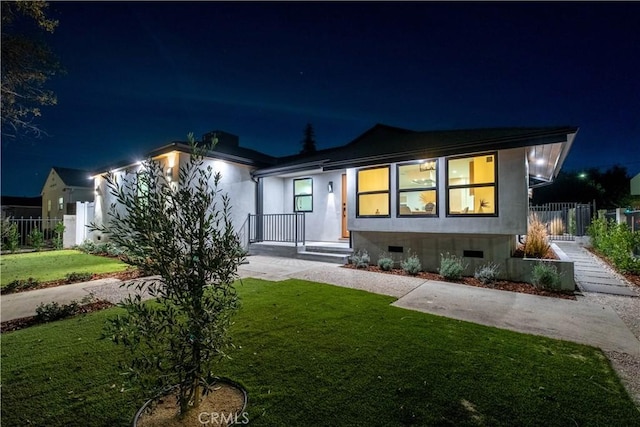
[91,124,578,284]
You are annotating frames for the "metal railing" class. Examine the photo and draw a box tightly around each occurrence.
[248,213,305,246]
[2,217,63,248]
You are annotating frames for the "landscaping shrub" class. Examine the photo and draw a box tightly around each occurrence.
[35,295,95,322]
[2,220,20,252]
[438,252,467,280]
[548,216,565,235]
[525,214,550,258]
[3,278,40,293]
[76,239,98,254]
[351,249,370,268]
[52,221,65,250]
[400,251,422,275]
[588,217,640,274]
[377,252,394,271]
[531,262,561,290]
[28,228,44,251]
[474,262,500,285]
[65,272,93,282]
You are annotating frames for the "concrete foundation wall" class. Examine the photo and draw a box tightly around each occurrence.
[353,231,575,290]
[352,230,517,275]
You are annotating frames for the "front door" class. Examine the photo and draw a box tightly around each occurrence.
[341,174,349,238]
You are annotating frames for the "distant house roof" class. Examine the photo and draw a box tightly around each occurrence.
[53,167,92,188]
[253,123,578,180]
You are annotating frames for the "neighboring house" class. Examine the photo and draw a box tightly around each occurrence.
[631,173,640,196]
[41,167,94,220]
[91,124,578,279]
[1,196,42,219]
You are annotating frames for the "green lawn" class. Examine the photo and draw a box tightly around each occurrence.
[0,250,130,286]
[2,278,638,426]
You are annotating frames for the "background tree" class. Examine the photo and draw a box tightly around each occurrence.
[1,0,62,139]
[93,135,245,419]
[532,165,634,209]
[300,123,317,154]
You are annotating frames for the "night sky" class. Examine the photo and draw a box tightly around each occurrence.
[2,2,639,197]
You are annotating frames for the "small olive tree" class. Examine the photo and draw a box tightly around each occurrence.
[93,134,245,418]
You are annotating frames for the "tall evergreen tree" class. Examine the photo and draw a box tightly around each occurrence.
[300,123,317,154]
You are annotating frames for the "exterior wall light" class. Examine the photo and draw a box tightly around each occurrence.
[328,181,334,193]
[166,167,173,181]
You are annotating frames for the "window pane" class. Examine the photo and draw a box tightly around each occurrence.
[295,195,312,212]
[399,190,436,215]
[358,193,389,216]
[294,178,312,195]
[448,155,495,185]
[358,167,389,192]
[398,161,437,190]
[448,186,495,214]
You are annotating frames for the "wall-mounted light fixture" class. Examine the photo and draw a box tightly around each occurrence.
[327,181,334,193]
[94,184,100,195]
[166,167,173,181]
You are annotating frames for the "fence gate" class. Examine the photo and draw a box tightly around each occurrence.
[529,202,595,241]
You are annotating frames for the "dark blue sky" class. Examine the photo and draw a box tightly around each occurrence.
[2,2,639,196]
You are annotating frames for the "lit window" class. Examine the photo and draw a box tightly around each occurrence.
[294,178,313,212]
[58,197,64,210]
[447,153,497,215]
[398,160,437,216]
[47,200,52,212]
[357,166,390,217]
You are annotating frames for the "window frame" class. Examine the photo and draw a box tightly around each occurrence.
[396,160,439,217]
[356,165,391,218]
[293,177,313,213]
[445,152,498,217]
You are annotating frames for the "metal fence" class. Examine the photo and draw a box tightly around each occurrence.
[248,213,306,246]
[529,202,594,240]
[2,217,63,248]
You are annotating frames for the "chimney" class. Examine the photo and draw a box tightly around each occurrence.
[201,130,239,148]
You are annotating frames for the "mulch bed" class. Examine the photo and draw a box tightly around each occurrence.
[1,268,144,295]
[343,264,576,300]
[512,245,558,260]
[1,300,115,333]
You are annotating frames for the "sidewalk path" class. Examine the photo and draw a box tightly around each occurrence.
[555,241,638,296]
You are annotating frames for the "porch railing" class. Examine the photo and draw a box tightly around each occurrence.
[247,213,305,246]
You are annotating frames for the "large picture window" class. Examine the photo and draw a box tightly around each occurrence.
[397,160,438,216]
[294,178,313,212]
[447,153,497,215]
[357,166,390,217]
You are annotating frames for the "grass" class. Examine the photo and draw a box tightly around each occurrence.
[2,278,639,426]
[0,250,130,287]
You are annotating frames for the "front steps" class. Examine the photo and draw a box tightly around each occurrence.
[248,242,352,264]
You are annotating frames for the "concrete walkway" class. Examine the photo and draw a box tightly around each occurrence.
[555,241,638,296]
[2,254,639,358]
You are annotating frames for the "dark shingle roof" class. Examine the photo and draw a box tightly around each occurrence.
[53,167,92,188]
[253,124,578,176]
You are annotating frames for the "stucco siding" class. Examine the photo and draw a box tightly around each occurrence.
[347,147,528,235]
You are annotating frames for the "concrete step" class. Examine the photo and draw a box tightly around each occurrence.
[297,251,350,264]
[305,245,353,255]
[248,244,299,257]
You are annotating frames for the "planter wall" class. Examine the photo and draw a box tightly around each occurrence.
[505,243,575,291]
